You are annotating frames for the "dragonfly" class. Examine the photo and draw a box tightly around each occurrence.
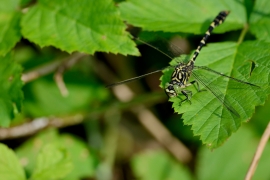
[106,11,260,117]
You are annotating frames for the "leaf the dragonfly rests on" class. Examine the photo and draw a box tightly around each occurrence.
[106,11,265,148]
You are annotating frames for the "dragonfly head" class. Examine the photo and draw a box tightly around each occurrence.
[165,83,177,97]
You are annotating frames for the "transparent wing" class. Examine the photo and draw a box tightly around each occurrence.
[194,66,260,88]
[191,70,240,117]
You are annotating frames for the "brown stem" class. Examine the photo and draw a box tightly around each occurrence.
[0,115,84,140]
[245,122,270,180]
[22,53,86,83]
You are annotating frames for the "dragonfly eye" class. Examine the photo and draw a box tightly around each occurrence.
[165,84,177,97]
[168,84,174,90]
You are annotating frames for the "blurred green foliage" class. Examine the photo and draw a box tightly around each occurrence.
[0,0,270,179]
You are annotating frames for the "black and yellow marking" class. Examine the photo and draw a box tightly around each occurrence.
[187,11,229,66]
[166,11,230,101]
[106,11,259,117]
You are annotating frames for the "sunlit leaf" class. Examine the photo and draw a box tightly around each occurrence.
[21,0,139,56]
[30,144,73,180]
[0,53,23,127]
[161,41,270,148]
[0,0,21,56]
[119,0,245,33]
[16,129,96,179]
[250,0,270,42]
[0,143,26,180]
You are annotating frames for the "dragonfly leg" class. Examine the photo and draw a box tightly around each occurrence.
[166,83,193,105]
[172,84,192,104]
[180,90,192,105]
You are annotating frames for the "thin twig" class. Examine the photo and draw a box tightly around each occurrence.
[54,62,69,97]
[22,53,86,83]
[0,115,84,140]
[245,122,270,180]
[237,23,249,44]
[54,71,69,96]
[22,60,62,83]
[54,52,86,96]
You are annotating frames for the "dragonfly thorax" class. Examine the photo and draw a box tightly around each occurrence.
[165,63,193,97]
[171,64,193,85]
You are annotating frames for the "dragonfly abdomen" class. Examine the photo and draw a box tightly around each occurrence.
[187,11,229,66]
[165,11,230,99]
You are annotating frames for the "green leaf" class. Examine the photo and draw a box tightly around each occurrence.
[16,129,96,179]
[0,53,23,127]
[16,129,59,173]
[0,0,21,56]
[60,134,96,180]
[30,144,73,180]
[24,76,109,117]
[196,125,270,180]
[249,0,270,42]
[131,150,193,180]
[161,41,270,148]
[21,0,139,56]
[0,143,26,180]
[119,0,245,33]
